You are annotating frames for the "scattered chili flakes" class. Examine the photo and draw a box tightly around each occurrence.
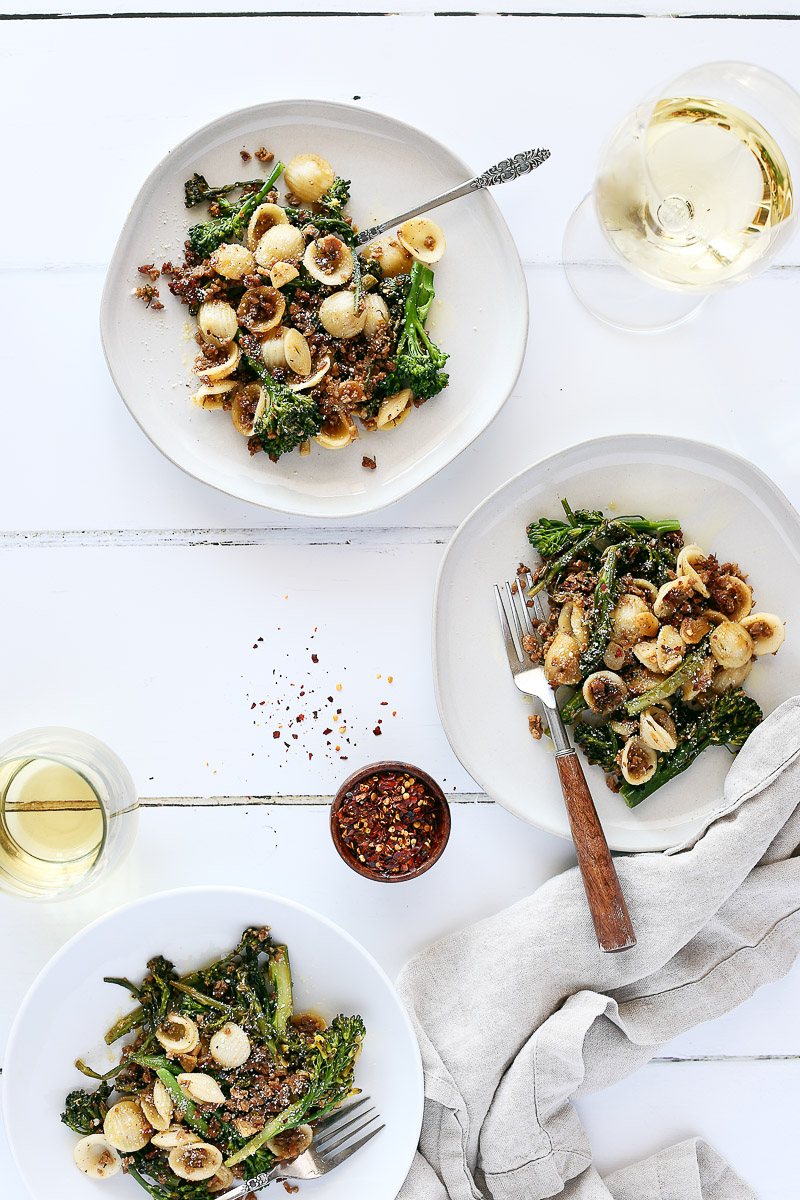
[273,731,280,739]
[373,726,382,736]
[311,653,319,663]
[336,771,442,876]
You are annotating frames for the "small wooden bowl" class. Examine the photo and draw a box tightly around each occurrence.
[330,761,451,883]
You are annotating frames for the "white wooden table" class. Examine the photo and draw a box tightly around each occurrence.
[2,2,799,1196]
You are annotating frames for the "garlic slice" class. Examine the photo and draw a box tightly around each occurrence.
[397,217,446,264]
[177,1072,226,1106]
[103,1101,151,1153]
[73,1134,122,1179]
[209,1022,252,1069]
[303,236,354,285]
[270,261,300,289]
[632,639,660,673]
[284,328,312,376]
[741,612,785,656]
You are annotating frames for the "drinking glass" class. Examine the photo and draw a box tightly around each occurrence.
[563,62,800,331]
[0,727,138,900]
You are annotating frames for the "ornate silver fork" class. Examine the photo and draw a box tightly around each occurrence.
[218,1095,383,1197]
[494,573,636,953]
[353,148,551,246]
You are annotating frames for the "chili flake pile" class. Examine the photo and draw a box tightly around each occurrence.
[335,770,442,876]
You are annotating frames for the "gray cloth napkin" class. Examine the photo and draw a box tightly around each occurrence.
[397,696,800,1200]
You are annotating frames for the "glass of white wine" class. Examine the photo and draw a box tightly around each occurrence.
[0,728,137,900]
[563,62,800,331]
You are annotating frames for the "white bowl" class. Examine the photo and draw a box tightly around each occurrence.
[2,886,423,1200]
[101,99,528,517]
[433,435,800,851]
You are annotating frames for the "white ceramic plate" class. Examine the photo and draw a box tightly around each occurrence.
[2,886,423,1200]
[101,100,528,517]
[433,435,800,852]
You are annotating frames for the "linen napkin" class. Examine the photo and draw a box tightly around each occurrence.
[397,695,800,1200]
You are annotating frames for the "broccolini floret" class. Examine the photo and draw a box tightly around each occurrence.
[622,689,762,807]
[60,1082,113,1134]
[187,161,284,258]
[225,1013,366,1167]
[246,356,323,461]
[183,173,263,209]
[319,176,351,214]
[377,260,449,401]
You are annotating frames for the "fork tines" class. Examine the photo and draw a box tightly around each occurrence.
[494,570,544,662]
[315,1095,384,1168]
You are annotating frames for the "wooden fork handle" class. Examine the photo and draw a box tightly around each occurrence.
[555,750,636,953]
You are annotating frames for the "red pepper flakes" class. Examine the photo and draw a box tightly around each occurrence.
[373,726,382,736]
[312,654,319,663]
[273,731,280,739]
[336,772,440,876]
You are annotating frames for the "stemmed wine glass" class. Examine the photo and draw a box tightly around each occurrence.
[563,62,800,332]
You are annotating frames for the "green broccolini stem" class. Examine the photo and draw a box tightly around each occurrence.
[170,981,232,1012]
[580,541,630,674]
[625,639,710,716]
[527,529,598,597]
[559,690,587,724]
[225,1097,307,1168]
[153,1067,209,1135]
[269,947,293,1036]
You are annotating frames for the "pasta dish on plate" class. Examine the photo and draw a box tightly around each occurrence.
[139,151,449,466]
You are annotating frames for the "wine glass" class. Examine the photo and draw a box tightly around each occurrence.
[0,727,138,900]
[563,62,800,332]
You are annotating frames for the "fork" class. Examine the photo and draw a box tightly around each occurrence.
[218,1095,384,1197]
[494,574,636,953]
[353,148,551,246]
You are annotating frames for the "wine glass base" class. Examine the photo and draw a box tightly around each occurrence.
[563,194,708,333]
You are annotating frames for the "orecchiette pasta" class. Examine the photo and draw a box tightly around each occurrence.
[163,151,449,465]
[521,511,784,803]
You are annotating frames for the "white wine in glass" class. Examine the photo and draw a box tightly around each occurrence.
[0,728,138,900]
[564,63,800,331]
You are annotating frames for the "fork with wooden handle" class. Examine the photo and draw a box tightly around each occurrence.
[494,575,636,953]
